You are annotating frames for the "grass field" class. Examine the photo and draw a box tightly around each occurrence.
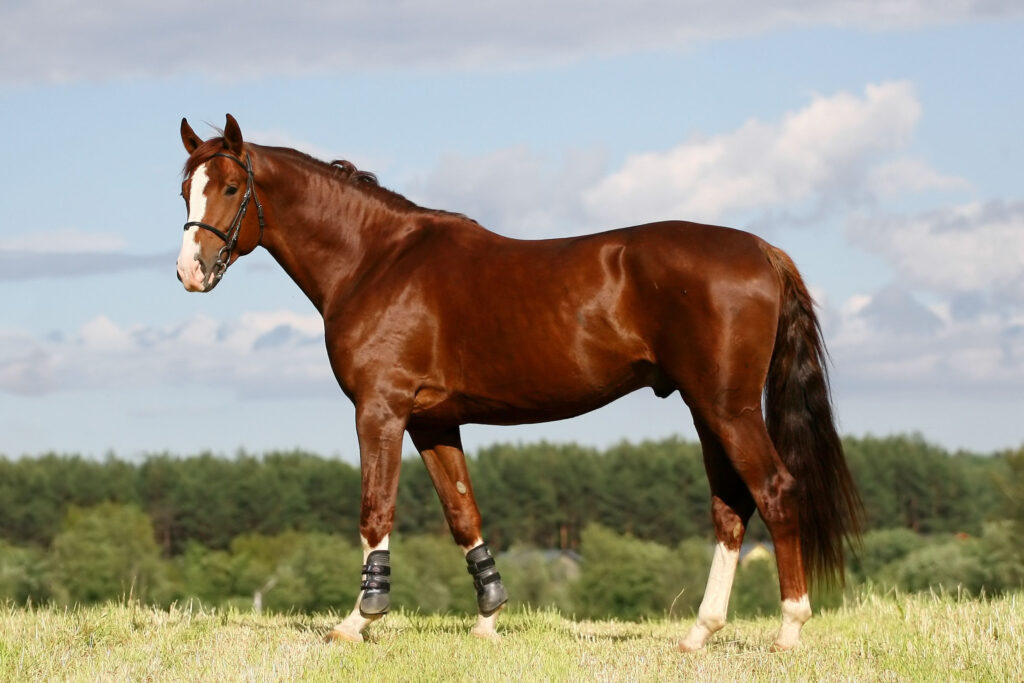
[1,592,1021,681]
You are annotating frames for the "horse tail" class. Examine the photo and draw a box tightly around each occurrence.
[760,242,863,586]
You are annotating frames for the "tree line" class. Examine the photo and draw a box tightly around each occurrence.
[0,434,1021,619]
[0,434,1009,554]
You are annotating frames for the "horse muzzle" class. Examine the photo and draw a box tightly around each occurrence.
[176,253,218,292]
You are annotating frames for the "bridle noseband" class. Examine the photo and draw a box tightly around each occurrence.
[183,152,266,285]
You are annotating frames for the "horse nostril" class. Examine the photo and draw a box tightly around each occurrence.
[176,269,182,282]
[193,253,207,275]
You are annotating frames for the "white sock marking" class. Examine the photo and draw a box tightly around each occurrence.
[680,542,740,650]
[774,594,812,650]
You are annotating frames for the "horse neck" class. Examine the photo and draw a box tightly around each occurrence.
[254,148,416,313]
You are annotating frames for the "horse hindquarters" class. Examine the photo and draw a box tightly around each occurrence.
[674,241,860,651]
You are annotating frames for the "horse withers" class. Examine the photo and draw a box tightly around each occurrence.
[176,114,861,650]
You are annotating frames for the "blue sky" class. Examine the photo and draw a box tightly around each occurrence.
[2,2,1023,460]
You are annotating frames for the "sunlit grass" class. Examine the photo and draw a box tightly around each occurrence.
[1,592,1020,681]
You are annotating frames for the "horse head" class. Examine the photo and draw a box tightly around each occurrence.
[176,114,264,292]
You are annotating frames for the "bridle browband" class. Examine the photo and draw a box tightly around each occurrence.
[183,151,266,286]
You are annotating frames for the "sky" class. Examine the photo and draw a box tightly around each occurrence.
[2,2,1023,462]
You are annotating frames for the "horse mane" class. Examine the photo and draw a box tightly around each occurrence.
[183,136,472,222]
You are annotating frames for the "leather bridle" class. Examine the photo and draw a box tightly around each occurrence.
[183,152,266,286]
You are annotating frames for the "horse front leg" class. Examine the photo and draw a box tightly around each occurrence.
[409,425,508,640]
[326,397,407,643]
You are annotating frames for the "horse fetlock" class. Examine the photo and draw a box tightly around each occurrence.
[359,549,391,616]
[466,543,508,615]
[698,610,728,634]
[772,595,811,651]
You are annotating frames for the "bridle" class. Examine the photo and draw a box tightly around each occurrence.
[183,151,266,285]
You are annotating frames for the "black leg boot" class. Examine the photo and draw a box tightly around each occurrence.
[466,543,508,616]
[359,549,391,616]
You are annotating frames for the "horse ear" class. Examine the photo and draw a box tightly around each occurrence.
[181,118,202,153]
[223,114,244,155]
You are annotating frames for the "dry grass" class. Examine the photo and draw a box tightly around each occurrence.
[1,592,1020,681]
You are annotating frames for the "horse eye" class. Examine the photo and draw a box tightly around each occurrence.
[225,186,239,196]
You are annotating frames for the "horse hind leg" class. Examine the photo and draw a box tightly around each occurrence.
[689,408,812,651]
[410,426,508,640]
[679,420,757,652]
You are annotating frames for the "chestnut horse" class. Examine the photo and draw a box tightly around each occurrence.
[175,115,861,650]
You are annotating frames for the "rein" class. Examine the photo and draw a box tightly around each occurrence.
[183,152,266,285]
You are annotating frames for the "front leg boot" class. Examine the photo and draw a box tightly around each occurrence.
[466,543,508,615]
[359,549,391,616]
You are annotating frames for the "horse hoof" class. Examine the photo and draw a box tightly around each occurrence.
[770,639,799,653]
[677,640,704,653]
[324,628,363,644]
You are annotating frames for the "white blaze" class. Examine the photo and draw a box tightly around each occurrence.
[177,163,209,290]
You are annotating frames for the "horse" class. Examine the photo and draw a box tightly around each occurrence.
[175,114,861,651]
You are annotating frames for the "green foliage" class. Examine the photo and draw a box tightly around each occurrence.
[0,454,138,549]
[843,434,1004,534]
[176,542,240,605]
[390,534,476,614]
[730,554,781,617]
[885,537,990,594]
[999,448,1024,559]
[849,527,928,581]
[499,546,577,613]
[48,503,165,605]
[0,541,49,604]
[256,533,360,613]
[572,524,711,620]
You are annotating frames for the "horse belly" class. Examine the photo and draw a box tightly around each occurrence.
[411,351,655,428]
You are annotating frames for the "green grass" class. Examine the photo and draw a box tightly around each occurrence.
[1,593,1021,681]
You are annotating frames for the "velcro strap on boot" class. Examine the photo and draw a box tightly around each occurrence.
[361,550,391,592]
[465,544,502,595]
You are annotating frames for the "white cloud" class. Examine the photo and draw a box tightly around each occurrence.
[0,250,173,281]
[866,158,970,197]
[848,200,1024,298]
[582,82,959,225]
[3,1,1020,83]
[0,228,127,253]
[0,312,332,398]
[830,197,1024,396]
[407,82,964,235]
[830,286,1024,394]
[409,146,606,236]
